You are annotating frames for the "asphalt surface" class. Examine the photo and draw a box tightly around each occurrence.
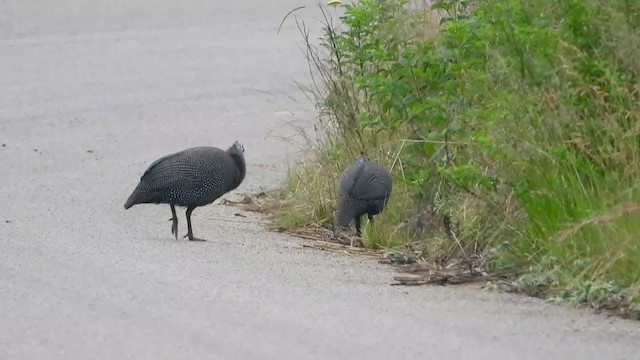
[1,1,639,359]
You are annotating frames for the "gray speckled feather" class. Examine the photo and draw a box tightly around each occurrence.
[124,142,246,209]
[340,161,391,201]
[123,141,246,240]
[335,157,392,233]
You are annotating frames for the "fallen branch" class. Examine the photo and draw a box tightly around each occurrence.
[391,260,521,287]
[220,191,274,213]
[301,239,383,258]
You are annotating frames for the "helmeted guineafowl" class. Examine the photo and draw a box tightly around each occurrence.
[124,141,246,241]
[335,155,393,236]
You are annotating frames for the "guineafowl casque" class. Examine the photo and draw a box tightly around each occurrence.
[335,155,393,237]
[124,141,246,241]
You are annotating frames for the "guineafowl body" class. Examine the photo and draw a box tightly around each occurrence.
[335,156,393,236]
[124,141,246,241]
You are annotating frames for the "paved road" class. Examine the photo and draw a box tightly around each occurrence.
[1,1,638,359]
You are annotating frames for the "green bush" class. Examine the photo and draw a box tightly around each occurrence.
[276,0,640,318]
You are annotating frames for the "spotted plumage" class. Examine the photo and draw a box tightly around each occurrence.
[335,155,393,236]
[124,141,246,241]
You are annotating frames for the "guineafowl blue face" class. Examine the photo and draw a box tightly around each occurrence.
[356,155,369,163]
[231,141,245,154]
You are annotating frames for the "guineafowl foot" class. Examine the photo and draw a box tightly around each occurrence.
[184,206,206,241]
[183,233,207,241]
[170,220,178,240]
[169,204,179,240]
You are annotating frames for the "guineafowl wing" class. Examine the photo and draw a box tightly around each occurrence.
[141,151,181,178]
[139,151,206,192]
[338,162,365,196]
[346,163,391,201]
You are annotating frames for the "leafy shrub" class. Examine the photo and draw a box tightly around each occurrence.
[276,0,640,317]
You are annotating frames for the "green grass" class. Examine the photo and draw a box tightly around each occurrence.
[272,0,640,319]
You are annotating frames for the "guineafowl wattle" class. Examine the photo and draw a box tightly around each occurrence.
[335,155,393,236]
[124,141,246,241]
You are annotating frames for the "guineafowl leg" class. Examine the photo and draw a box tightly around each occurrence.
[355,216,362,237]
[184,206,206,241]
[169,204,179,240]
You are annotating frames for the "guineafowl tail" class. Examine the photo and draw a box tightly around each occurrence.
[123,193,138,209]
[124,182,147,209]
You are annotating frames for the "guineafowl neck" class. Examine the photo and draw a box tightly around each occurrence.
[230,154,246,189]
[335,201,356,228]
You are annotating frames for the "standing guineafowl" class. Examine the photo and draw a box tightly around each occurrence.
[124,141,246,241]
[335,155,393,237]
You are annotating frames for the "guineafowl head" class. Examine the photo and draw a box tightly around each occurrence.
[228,140,245,156]
[226,140,247,190]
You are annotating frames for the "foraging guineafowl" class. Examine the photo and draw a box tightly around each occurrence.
[335,155,393,236]
[124,141,246,241]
